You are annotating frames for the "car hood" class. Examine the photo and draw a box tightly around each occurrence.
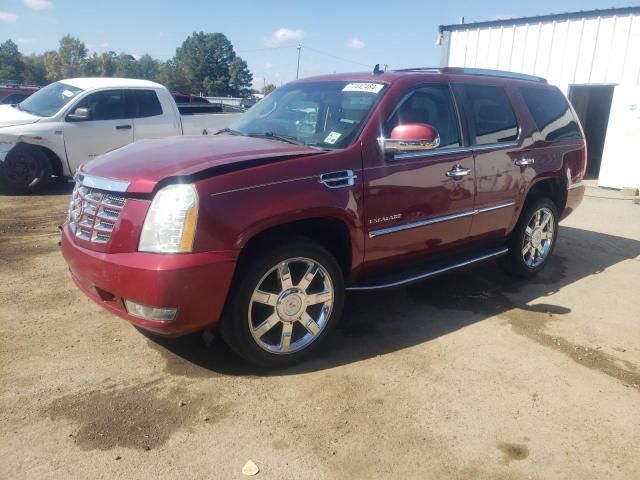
[80,135,324,193]
[0,104,41,128]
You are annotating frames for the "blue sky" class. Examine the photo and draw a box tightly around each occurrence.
[0,0,634,88]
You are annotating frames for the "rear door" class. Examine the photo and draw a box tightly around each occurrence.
[363,83,475,269]
[127,89,181,140]
[457,83,523,241]
[63,89,133,171]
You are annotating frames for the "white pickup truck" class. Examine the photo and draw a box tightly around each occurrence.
[0,78,242,193]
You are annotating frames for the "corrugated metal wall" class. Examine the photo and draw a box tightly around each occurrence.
[447,13,640,93]
[444,12,640,189]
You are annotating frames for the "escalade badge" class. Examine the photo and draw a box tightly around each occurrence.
[369,214,402,225]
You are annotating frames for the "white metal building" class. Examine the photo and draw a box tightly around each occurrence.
[438,7,640,189]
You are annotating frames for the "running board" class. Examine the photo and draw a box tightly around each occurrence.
[346,246,509,291]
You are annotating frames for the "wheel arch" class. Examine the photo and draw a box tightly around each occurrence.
[236,215,354,279]
[13,142,65,178]
[523,175,567,216]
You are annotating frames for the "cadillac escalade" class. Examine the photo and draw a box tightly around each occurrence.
[61,67,587,367]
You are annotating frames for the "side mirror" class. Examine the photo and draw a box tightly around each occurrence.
[67,107,91,122]
[380,123,440,153]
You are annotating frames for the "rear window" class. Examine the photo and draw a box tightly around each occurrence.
[464,84,519,145]
[127,90,163,118]
[520,87,582,141]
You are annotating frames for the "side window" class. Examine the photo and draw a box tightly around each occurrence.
[75,90,127,121]
[126,90,163,118]
[464,85,519,145]
[519,87,582,141]
[386,85,461,148]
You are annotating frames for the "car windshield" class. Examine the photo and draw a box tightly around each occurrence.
[18,82,84,117]
[229,81,386,149]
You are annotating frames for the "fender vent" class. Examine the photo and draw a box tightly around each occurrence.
[319,170,357,189]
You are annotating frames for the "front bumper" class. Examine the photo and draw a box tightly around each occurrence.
[61,225,237,336]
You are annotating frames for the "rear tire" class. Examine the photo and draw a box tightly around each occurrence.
[499,197,558,278]
[221,240,344,369]
[0,144,52,194]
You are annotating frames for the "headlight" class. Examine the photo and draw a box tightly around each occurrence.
[139,184,199,253]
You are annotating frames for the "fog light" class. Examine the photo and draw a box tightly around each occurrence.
[124,300,177,321]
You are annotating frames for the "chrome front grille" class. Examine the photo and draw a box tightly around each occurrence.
[68,184,126,244]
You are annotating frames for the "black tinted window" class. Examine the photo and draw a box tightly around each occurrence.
[127,90,163,118]
[520,87,582,141]
[387,85,461,148]
[76,90,127,121]
[465,85,518,145]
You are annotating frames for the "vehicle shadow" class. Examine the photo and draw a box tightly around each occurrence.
[0,176,73,197]
[145,225,640,376]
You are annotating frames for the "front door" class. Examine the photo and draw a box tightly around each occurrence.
[363,84,475,271]
[63,89,133,171]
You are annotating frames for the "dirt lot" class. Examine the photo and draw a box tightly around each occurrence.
[1,180,639,479]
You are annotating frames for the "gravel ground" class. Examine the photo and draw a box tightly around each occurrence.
[1,179,639,479]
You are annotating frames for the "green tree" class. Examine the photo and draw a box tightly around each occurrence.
[58,35,87,77]
[22,54,47,85]
[174,32,251,96]
[158,60,190,92]
[0,40,25,83]
[137,54,160,81]
[263,83,276,95]
[114,53,140,78]
[43,51,64,82]
[228,57,253,96]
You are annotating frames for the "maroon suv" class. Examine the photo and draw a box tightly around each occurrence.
[61,67,586,367]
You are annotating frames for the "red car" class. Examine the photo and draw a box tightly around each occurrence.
[61,67,586,367]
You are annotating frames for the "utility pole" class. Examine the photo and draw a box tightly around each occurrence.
[296,45,302,80]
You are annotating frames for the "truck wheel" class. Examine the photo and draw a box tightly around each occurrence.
[0,145,52,194]
[499,197,558,278]
[221,240,345,368]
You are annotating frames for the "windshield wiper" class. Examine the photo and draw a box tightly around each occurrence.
[247,131,306,146]
[214,127,245,136]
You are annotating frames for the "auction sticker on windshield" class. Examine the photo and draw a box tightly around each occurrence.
[342,83,384,94]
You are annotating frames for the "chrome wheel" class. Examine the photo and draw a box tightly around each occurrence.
[522,207,554,268]
[248,257,334,355]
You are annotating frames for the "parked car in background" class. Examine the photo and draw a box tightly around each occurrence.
[0,92,33,105]
[0,85,38,105]
[61,67,586,367]
[0,78,241,193]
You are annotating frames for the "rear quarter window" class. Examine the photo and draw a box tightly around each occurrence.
[519,87,582,141]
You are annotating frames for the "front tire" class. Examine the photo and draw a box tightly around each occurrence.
[221,240,345,368]
[499,197,558,278]
[0,145,52,194]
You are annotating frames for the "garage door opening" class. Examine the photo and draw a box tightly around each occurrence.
[568,85,615,180]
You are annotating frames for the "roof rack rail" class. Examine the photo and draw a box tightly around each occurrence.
[393,67,442,73]
[392,67,547,83]
[443,67,547,83]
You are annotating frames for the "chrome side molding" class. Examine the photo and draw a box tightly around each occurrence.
[368,201,516,238]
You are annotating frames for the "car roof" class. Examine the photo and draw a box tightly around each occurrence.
[60,77,164,90]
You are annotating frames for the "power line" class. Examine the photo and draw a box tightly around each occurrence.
[303,45,371,68]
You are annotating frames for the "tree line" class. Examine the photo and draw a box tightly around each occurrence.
[0,32,254,97]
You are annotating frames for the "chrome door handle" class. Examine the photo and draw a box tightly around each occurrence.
[446,165,471,177]
[514,158,535,167]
